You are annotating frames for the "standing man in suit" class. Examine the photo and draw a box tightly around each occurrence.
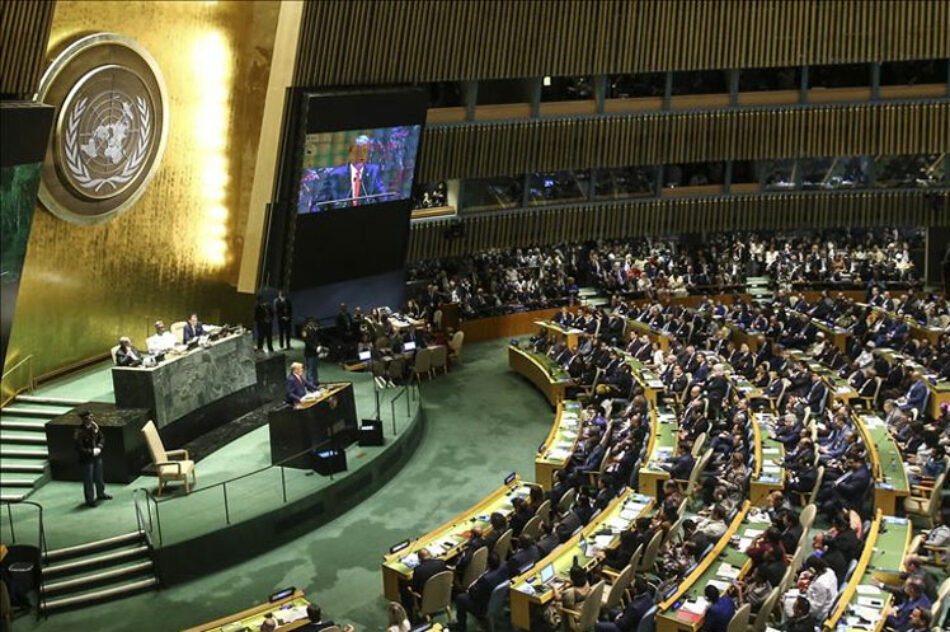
[254,295,274,352]
[274,291,293,350]
[899,371,928,413]
[302,318,321,384]
[317,135,388,209]
[286,362,317,406]
[182,313,205,344]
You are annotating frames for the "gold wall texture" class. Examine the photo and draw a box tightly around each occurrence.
[5,1,280,379]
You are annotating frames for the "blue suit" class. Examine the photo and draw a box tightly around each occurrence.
[182,322,205,343]
[900,379,928,412]
[314,163,387,211]
[286,373,317,405]
[702,596,736,632]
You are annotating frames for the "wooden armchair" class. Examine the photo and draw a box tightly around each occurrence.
[558,581,605,632]
[142,420,196,495]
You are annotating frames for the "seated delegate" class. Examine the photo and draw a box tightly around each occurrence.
[114,336,143,367]
[146,320,177,355]
[182,313,206,343]
[286,362,318,405]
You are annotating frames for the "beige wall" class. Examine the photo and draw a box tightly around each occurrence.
[5,1,282,380]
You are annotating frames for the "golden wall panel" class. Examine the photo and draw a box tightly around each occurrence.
[417,101,950,181]
[294,0,950,87]
[0,0,55,98]
[5,1,280,379]
[406,191,950,261]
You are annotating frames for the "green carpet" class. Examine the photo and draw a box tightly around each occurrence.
[12,338,552,632]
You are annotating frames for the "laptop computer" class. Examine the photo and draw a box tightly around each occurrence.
[403,340,417,352]
[358,350,372,361]
[539,563,555,584]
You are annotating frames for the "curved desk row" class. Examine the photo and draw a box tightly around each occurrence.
[823,511,912,632]
[535,401,582,489]
[381,476,536,601]
[655,502,752,632]
[508,345,574,407]
[509,490,655,629]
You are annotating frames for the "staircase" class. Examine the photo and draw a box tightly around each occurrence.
[745,276,774,304]
[40,530,159,613]
[0,395,83,502]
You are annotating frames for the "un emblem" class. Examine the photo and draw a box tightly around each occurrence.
[37,34,168,224]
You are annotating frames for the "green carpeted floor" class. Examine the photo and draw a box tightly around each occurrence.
[12,338,552,632]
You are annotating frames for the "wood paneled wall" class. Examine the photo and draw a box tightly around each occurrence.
[418,101,950,180]
[406,190,950,261]
[0,0,55,98]
[294,0,950,87]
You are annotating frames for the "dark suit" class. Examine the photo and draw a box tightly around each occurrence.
[317,163,387,210]
[805,380,827,413]
[182,322,205,343]
[901,379,928,412]
[274,296,293,349]
[411,557,448,596]
[664,453,695,480]
[297,620,338,632]
[595,592,654,632]
[455,565,509,628]
[115,345,143,367]
[286,373,317,405]
[507,545,540,577]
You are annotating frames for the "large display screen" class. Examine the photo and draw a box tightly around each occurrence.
[280,89,427,291]
[297,125,421,214]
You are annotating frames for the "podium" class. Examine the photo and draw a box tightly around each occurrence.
[267,383,357,469]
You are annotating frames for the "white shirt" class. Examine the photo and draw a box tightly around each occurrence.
[349,163,364,199]
[146,331,177,355]
[804,568,839,619]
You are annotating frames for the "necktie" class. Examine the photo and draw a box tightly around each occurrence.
[352,167,362,206]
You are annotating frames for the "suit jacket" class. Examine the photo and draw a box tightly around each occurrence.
[806,380,827,413]
[286,373,317,405]
[115,345,143,367]
[468,565,510,613]
[615,593,655,632]
[317,163,387,209]
[901,379,928,412]
[183,322,206,343]
[665,453,695,480]
[412,557,448,594]
[274,297,292,321]
[507,545,540,577]
[297,620,337,632]
[834,465,871,501]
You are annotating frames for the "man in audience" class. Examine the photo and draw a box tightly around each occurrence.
[700,584,735,632]
[594,578,654,632]
[884,578,931,631]
[403,548,448,618]
[453,552,509,631]
[781,596,816,632]
[297,604,354,632]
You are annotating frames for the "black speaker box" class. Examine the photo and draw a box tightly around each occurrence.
[358,418,384,446]
[311,447,347,476]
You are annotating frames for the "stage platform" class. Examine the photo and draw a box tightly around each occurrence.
[1,349,423,583]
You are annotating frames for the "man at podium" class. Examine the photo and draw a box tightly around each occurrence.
[286,362,318,406]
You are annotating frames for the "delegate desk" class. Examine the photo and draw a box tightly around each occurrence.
[535,321,583,351]
[508,345,574,407]
[535,401,582,490]
[181,588,312,632]
[790,351,858,406]
[268,382,357,469]
[509,490,654,630]
[823,512,911,632]
[853,411,910,516]
[622,354,665,405]
[810,318,851,353]
[381,477,536,602]
[112,331,256,429]
[863,303,945,347]
[638,405,676,498]
[656,502,751,632]
[749,412,785,506]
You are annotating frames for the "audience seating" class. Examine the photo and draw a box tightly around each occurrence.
[558,580,604,632]
[412,570,454,623]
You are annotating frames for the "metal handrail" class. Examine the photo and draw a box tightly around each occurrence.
[0,499,48,562]
[1,354,35,407]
